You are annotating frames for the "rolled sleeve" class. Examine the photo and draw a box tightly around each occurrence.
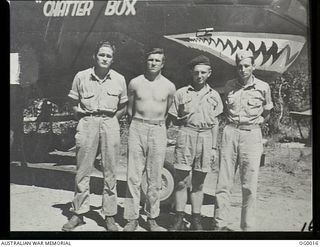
[263,86,274,111]
[68,74,80,100]
[119,77,128,104]
[168,94,179,117]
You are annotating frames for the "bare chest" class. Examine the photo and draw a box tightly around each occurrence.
[135,83,169,102]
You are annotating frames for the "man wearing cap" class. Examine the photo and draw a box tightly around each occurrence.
[168,55,223,231]
[62,40,128,231]
[123,48,176,231]
[213,49,273,231]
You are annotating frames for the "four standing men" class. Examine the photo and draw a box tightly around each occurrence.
[64,40,272,232]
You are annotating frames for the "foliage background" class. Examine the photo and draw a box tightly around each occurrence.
[262,44,311,141]
[21,42,312,154]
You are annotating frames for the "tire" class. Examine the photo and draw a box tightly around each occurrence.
[141,162,175,206]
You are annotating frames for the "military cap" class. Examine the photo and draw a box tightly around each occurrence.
[188,55,211,68]
[235,49,254,63]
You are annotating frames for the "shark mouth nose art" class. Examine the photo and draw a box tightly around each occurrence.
[164,30,305,74]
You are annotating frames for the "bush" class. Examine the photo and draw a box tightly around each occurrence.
[267,56,311,137]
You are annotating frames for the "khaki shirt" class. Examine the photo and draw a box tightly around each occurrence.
[169,84,223,129]
[224,76,273,125]
[68,68,128,113]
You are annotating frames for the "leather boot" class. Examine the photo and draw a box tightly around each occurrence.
[147,218,167,231]
[123,219,139,231]
[105,216,118,231]
[62,214,85,231]
[190,213,203,231]
[169,211,185,231]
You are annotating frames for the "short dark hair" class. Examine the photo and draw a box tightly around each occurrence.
[94,40,116,56]
[145,47,165,62]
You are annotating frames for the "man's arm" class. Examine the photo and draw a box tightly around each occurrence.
[127,80,135,122]
[211,90,223,149]
[166,113,175,128]
[262,85,273,122]
[115,77,129,120]
[211,122,219,149]
[165,83,176,128]
[69,98,81,120]
[115,103,127,120]
[68,73,82,120]
[166,83,176,115]
[210,121,220,170]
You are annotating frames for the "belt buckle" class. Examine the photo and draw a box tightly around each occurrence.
[151,120,159,125]
[239,125,251,131]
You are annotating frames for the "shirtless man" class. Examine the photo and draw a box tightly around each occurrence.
[123,48,176,231]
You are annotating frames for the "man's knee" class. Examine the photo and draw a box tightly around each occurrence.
[174,169,190,191]
[176,180,188,191]
[242,186,256,199]
[191,183,204,192]
[191,171,207,192]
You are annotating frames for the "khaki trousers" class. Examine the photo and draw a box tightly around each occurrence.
[72,116,120,216]
[214,125,263,230]
[124,119,167,220]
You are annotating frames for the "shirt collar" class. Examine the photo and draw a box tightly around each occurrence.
[90,67,112,82]
[187,83,212,92]
[236,75,256,89]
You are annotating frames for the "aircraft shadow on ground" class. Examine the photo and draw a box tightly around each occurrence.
[10,161,127,197]
[11,152,217,231]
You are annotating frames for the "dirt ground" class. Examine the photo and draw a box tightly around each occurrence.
[10,133,312,232]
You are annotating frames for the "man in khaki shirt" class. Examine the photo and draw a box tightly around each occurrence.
[168,55,223,231]
[213,49,273,231]
[62,41,128,231]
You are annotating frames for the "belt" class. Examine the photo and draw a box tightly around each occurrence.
[183,125,213,132]
[133,117,165,125]
[80,111,115,118]
[227,123,260,130]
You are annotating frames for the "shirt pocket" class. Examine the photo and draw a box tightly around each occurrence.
[206,96,218,117]
[205,96,219,123]
[207,96,218,109]
[226,93,237,114]
[245,98,263,116]
[79,87,95,111]
[80,81,95,98]
[101,87,121,111]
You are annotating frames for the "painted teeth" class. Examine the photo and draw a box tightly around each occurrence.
[254,52,264,67]
[165,32,305,73]
[263,39,274,50]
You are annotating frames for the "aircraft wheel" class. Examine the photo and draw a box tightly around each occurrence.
[141,164,175,206]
